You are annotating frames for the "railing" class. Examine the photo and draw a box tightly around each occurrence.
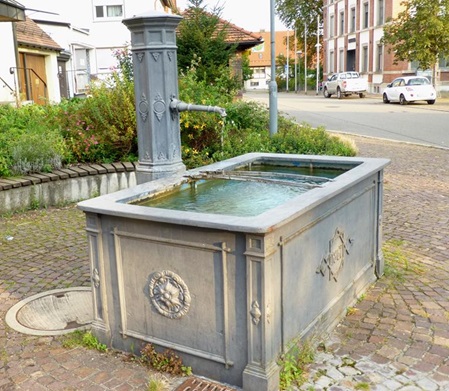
[0,75,14,94]
[9,67,48,104]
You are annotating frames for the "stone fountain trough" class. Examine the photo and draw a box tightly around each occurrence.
[78,152,389,391]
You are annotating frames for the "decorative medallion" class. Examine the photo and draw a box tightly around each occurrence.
[139,93,149,122]
[152,52,160,62]
[250,301,262,325]
[136,52,145,62]
[92,268,100,289]
[148,271,191,319]
[316,228,351,282]
[153,93,166,121]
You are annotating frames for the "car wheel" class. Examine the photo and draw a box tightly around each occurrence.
[383,93,390,104]
[337,88,342,99]
[427,100,435,105]
[359,93,365,98]
[323,88,331,98]
[399,94,407,105]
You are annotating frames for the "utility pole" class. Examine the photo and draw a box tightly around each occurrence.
[294,28,297,93]
[269,0,278,135]
[286,32,289,92]
[316,16,320,95]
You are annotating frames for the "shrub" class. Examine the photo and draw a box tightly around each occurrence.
[0,104,67,176]
[47,73,137,163]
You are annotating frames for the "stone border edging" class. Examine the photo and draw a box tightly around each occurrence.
[0,162,137,214]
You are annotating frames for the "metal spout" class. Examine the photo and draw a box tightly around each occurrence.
[170,98,227,117]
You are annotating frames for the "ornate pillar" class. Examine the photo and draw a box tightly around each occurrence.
[123,11,185,184]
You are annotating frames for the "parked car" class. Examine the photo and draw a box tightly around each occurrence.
[323,72,368,99]
[383,76,436,105]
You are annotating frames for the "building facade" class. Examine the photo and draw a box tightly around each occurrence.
[246,30,295,91]
[323,0,449,93]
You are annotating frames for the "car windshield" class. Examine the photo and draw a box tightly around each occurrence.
[407,78,430,86]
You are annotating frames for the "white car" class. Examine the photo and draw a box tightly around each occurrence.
[383,76,436,105]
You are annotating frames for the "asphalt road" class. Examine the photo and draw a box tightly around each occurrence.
[244,91,449,149]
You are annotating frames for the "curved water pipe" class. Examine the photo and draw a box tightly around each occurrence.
[170,97,227,118]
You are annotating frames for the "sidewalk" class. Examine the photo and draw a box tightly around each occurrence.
[1,135,448,390]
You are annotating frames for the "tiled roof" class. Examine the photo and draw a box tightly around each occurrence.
[181,10,263,51]
[218,18,263,49]
[16,16,62,52]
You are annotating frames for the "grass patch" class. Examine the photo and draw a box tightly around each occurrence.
[383,239,425,282]
[61,330,107,352]
[278,339,315,390]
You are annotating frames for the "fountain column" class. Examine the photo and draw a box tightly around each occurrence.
[123,11,185,183]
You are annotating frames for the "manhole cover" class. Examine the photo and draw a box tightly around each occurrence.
[175,377,238,391]
[5,287,93,336]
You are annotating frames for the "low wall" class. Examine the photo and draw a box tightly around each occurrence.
[0,163,137,214]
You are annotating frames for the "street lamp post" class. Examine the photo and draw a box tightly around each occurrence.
[304,22,307,95]
[316,16,321,95]
[296,50,302,92]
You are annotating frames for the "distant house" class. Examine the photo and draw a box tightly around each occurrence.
[30,16,96,98]
[0,0,25,105]
[246,30,294,91]
[15,17,62,104]
[22,0,262,95]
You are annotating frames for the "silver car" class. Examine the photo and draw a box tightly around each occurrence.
[383,76,436,105]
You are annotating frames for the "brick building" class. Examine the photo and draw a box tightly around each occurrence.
[323,0,449,93]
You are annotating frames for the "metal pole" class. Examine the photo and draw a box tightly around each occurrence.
[269,0,278,135]
[294,28,297,93]
[316,16,320,95]
[286,32,289,92]
[304,22,307,95]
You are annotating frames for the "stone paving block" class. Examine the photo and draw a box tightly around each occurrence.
[50,170,70,180]
[100,163,116,173]
[122,161,136,172]
[68,166,89,176]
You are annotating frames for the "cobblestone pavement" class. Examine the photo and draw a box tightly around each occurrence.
[1,135,448,390]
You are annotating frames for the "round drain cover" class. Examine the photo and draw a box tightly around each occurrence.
[5,287,93,336]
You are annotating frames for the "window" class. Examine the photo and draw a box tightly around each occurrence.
[339,49,344,72]
[377,0,384,25]
[376,44,383,72]
[350,8,356,32]
[253,67,266,79]
[329,15,334,38]
[362,46,368,72]
[95,4,123,19]
[363,3,369,29]
[329,50,335,73]
[439,56,449,69]
[340,11,345,35]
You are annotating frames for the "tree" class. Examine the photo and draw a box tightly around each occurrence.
[382,0,449,71]
[176,0,237,85]
[275,0,323,68]
[275,0,323,29]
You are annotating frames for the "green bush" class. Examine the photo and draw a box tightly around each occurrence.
[47,73,137,163]
[0,104,67,176]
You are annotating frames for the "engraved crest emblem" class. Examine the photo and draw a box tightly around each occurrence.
[148,271,191,319]
[317,228,351,281]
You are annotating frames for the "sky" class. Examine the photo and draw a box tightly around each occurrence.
[176,0,287,32]
[21,0,287,33]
